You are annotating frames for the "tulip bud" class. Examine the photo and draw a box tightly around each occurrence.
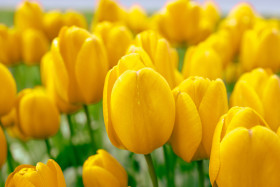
[0,126,7,168]
[16,87,60,139]
[14,0,44,31]
[43,10,64,40]
[51,26,108,104]
[209,106,280,187]
[83,149,127,187]
[103,54,175,154]
[94,22,133,68]
[182,44,223,80]
[5,159,66,187]
[126,5,150,33]
[21,28,49,65]
[170,76,228,162]
[0,63,17,116]
[63,10,88,29]
[230,68,280,131]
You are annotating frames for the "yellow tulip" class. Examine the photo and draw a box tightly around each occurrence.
[223,61,243,83]
[41,52,81,114]
[132,30,177,88]
[5,159,66,187]
[0,126,7,168]
[14,0,44,31]
[15,87,60,139]
[230,68,280,131]
[63,10,88,29]
[126,5,150,33]
[241,22,280,72]
[209,106,280,187]
[83,149,127,187]
[0,63,16,116]
[51,26,108,104]
[43,10,64,40]
[103,54,175,154]
[170,76,228,162]
[94,22,133,68]
[21,29,49,65]
[0,25,21,65]
[182,44,223,80]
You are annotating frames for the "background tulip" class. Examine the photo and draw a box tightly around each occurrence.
[0,63,17,116]
[230,68,280,131]
[103,55,175,154]
[209,106,280,187]
[126,5,150,33]
[5,159,66,187]
[83,149,127,187]
[170,76,228,162]
[0,126,7,168]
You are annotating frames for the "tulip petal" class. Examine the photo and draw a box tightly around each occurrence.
[46,159,66,187]
[0,126,7,168]
[36,162,57,187]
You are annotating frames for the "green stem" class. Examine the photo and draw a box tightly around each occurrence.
[144,154,158,187]
[83,105,97,153]
[163,145,175,187]
[197,160,205,187]
[44,139,53,159]
[66,114,79,166]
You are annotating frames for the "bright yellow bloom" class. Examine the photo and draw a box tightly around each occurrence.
[5,159,66,187]
[63,10,88,29]
[126,5,150,33]
[41,52,81,114]
[209,106,280,187]
[230,68,280,131]
[94,22,133,68]
[21,29,49,65]
[182,44,223,80]
[83,149,127,187]
[103,54,175,154]
[0,63,16,116]
[51,26,108,104]
[223,61,243,83]
[0,25,21,65]
[15,87,60,139]
[0,126,7,168]
[170,76,228,162]
[14,0,44,31]
[241,21,280,72]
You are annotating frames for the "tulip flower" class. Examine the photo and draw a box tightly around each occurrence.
[241,22,280,72]
[13,87,60,139]
[14,0,44,31]
[182,44,223,80]
[103,54,175,154]
[170,76,228,162]
[51,26,108,104]
[5,159,66,187]
[0,126,7,168]
[209,106,280,187]
[63,10,88,29]
[41,52,81,114]
[0,25,21,65]
[230,68,280,132]
[94,22,133,68]
[83,149,127,187]
[132,30,178,88]
[0,63,17,116]
[43,10,64,40]
[21,28,49,65]
[126,5,150,33]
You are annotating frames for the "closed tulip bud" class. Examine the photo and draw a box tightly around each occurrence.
[170,76,228,162]
[0,63,17,116]
[16,87,60,139]
[63,10,88,29]
[94,22,133,68]
[103,54,175,154]
[230,68,280,131]
[241,24,280,72]
[126,5,150,33]
[5,159,66,187]
[51,26,108,104]
[21,29,49,65]
[182,45,223,80]
[202,1,220,25]
[41,52,81,114]
[0,126,7,168]
[83,149,127,187]
[43,11,64,40]
[133,30,177,88]
[209,106,280,187]
[14,0,44,31]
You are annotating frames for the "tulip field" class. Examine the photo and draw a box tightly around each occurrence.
[1,0,280,187]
